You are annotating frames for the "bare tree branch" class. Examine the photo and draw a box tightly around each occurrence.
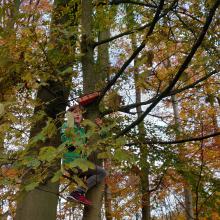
[101,70,218,116]
[95,0,157,8]
[98,0,166,102]
[169,70,218,95]
[93,22,151,47]
[126,131,220,145]
[94,0,177,47]
[117,1,220,137]
[177,7,204,23]
[195,137,205,219]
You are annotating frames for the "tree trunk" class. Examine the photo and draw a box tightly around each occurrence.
[15,82,69,220]
[15,182,59,220]
[97,27,110,84]
[15,1,78,219]
[96,9,112,220]
[171,95,194,220]
[129,7,151,218]
[104,182,113,220]
[135,68,151,220]
[81,1,106,219]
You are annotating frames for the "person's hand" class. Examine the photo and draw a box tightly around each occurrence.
[95,118,103,127]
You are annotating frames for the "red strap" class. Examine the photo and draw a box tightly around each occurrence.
[78,92,100,106]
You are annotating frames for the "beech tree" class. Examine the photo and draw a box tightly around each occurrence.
[0,0,219,219]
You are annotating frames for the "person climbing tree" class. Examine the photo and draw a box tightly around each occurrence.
[60,104,107,205]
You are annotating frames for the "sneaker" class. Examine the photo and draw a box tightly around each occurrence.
[67,192,92,206]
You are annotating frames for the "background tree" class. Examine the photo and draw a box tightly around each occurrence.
[0,0,219,219]
[14,0,79,219]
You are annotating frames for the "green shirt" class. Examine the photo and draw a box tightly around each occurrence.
[60,122,86,164]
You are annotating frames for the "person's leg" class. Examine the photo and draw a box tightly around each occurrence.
[74,165,107,193]
[68,165,107,204]
[85,165,107,191]
[66,168,91,205]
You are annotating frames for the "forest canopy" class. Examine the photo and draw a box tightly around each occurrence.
[0,0,219,219]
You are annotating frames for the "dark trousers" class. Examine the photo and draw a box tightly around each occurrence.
[68,164,107,194]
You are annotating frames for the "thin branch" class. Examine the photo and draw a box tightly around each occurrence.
[198,189,217,214]
[93,22,151,47]
[169,70,218,95]
[175,12,197,37]
[149,168,167,193]
[117,1,220,137]
[177,7,204,24]
[95,0,157,8]
[98,0,166,102]
[94,0,177,47]
[101,70,218,116]
[126,131,220,145]
[101,96,156,116]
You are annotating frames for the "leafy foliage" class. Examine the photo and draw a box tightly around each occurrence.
[0,0,219,219]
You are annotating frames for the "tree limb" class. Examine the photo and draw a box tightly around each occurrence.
[98,0,166,102]
[93,22,151,48]
[94,0,177,47]
[95,0,157,8]
[169,70,218,95]
[126,131,220,145]
[101,70,218,116]
[117,1,220,137]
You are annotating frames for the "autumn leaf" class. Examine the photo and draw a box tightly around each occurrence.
[38,146,57,162]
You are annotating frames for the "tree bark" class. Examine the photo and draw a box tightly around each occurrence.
[134,58,151,220]
[15,1,78,219]
[171,95,194,220]
[81,0,106,219]
[129,6,151,219]
[96,7,112,220]
[104,182,113,220]
[15,80,69,220]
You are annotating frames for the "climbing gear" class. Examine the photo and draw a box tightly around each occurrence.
[78,91,100,106]
[67,191,92,206]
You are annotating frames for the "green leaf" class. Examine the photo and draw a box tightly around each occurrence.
[42,119,57,138]
[84,160,95,170]
[115,137,126,147]
[81,119,96,130]
[0,178,11,186]
[22,156,41,168]
[29,133,46,145]
[25,182,39,191]
[39,146,57,162]
[68,158,94,172]
[51,170,62,183]
[205,0,216,9]
[97,152,112,159]
[73,176,87,189]
[114,149,131,162]
[61,66,73,74]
